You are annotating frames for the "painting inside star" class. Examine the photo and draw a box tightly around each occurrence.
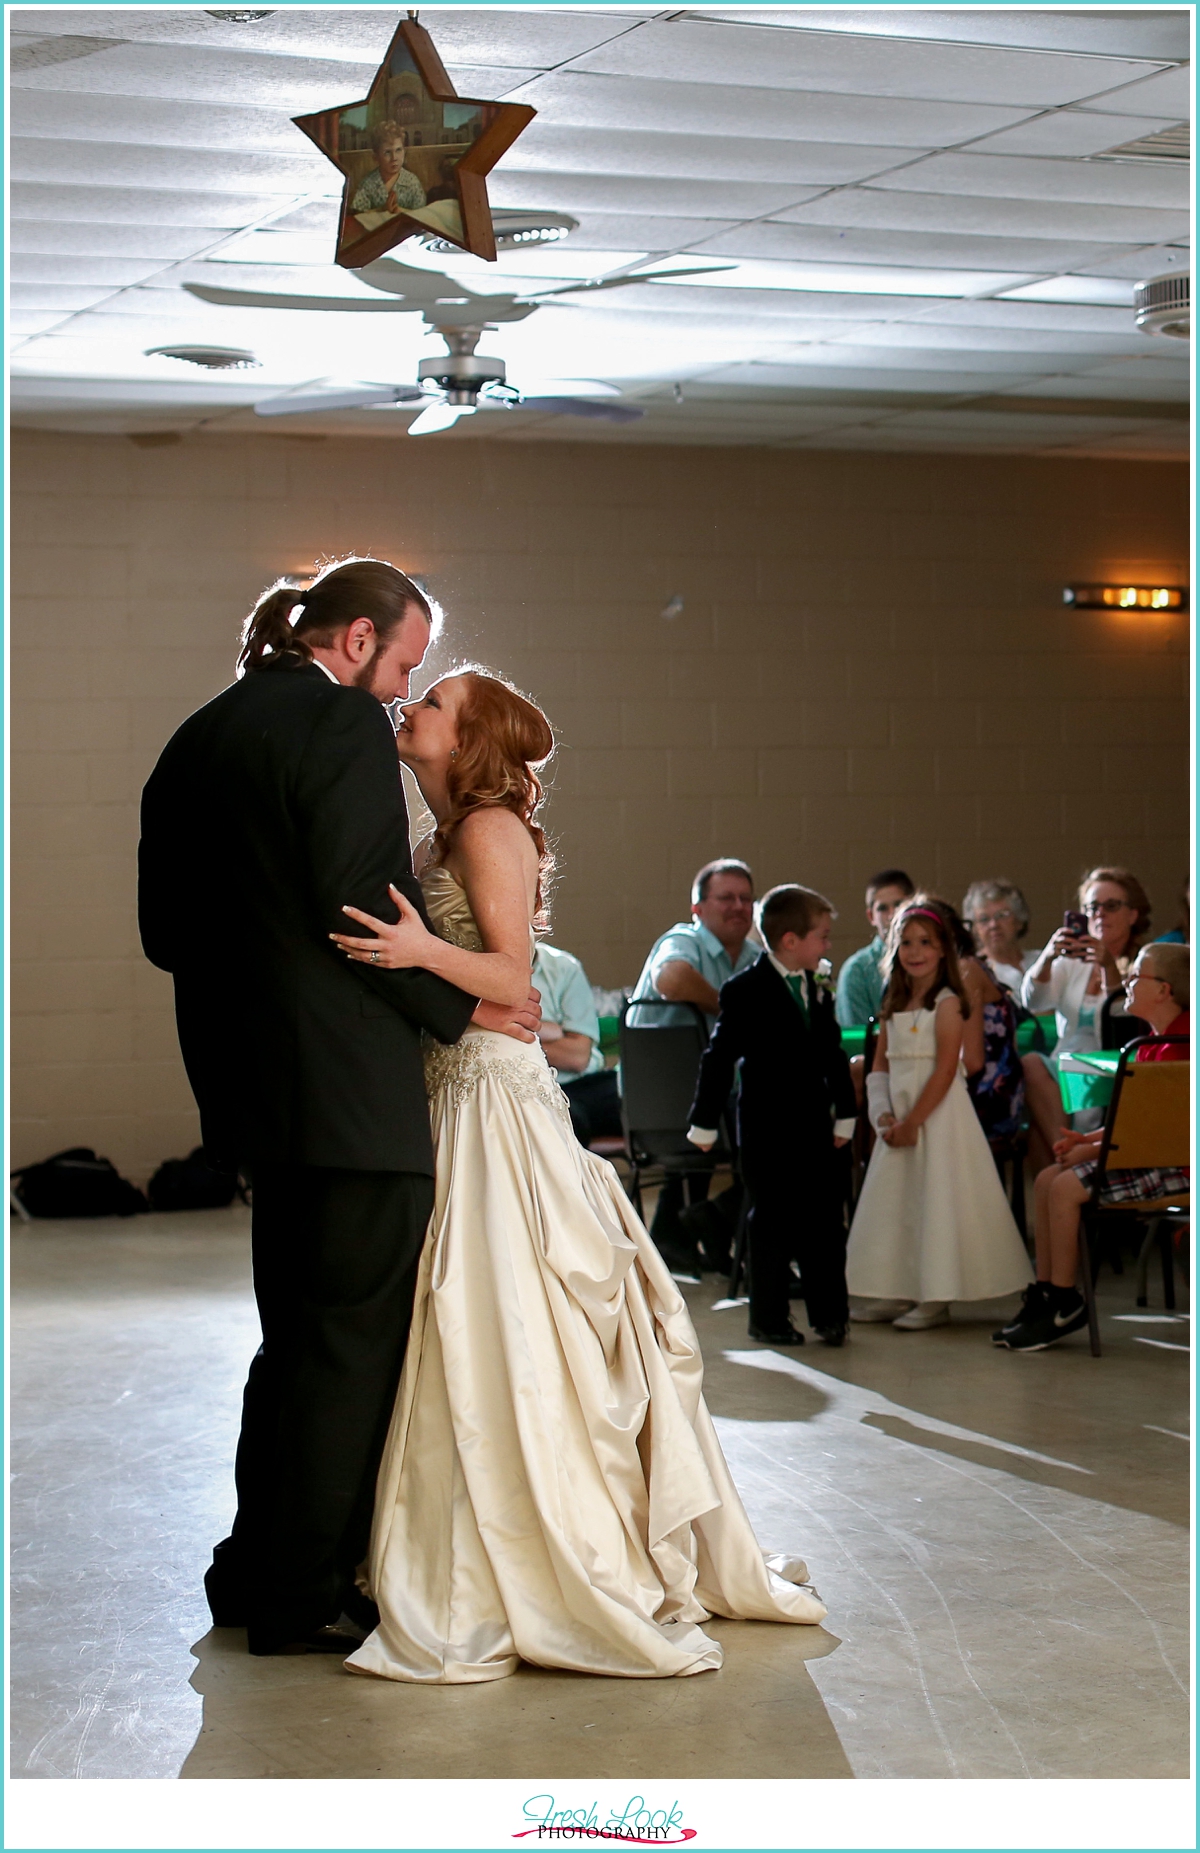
[293,17,534,268]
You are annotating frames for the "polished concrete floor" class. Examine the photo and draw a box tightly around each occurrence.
[9,1204,1191,1782]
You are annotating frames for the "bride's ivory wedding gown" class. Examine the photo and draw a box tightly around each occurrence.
[345,866,826,1684]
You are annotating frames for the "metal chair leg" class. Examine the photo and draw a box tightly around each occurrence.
[1079,1214,1102,1357]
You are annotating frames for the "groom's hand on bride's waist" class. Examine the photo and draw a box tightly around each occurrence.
[472,986,542,1043]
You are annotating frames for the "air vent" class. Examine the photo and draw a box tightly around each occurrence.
[1099,122,1189,162]
[146,345,260,369]
[1134,271,1190,340]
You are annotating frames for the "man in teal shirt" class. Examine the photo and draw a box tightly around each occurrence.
[628,859,759,1029]
[532,940,621,1147]
[834,867,914,1028]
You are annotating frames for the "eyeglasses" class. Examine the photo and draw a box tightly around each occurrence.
[1083,899,1133,917]
[1124,971,1166,993]
[970,909,1014,926]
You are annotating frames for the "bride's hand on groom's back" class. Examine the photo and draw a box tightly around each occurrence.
[473,987,542,1043]
[331,885,431,968]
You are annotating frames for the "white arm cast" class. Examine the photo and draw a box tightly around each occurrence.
[866,1071,894,1132]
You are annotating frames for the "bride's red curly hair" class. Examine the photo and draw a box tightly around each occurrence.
[431,666,556,921]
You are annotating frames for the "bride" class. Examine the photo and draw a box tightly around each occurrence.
[329,666,826,1682]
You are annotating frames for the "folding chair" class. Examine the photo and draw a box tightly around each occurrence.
[615,1000,745,1277]
[1078,1037,1190,1357]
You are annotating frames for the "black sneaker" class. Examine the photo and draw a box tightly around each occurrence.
[748,1321,805,1346]
[992,1283,1050,1346]
[997,1292,1089,1351]
[814,1325,847,1347]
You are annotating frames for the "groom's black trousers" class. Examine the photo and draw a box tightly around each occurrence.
[219,1163,434,1637]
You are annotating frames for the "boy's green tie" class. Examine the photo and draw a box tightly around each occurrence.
[784,971,809,1026]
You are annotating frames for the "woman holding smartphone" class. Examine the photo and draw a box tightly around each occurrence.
[1019,867,1152,1169]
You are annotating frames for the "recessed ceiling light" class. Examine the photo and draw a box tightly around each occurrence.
[204,9,276,20]
[146,345,260,370]
[417,210,578,257]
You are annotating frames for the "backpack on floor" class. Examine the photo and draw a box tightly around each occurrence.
[11,1147,149,1220]
[147,1146,242,1213]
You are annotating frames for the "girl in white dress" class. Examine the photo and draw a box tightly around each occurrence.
[846,898,1032,1331]
[329,667,826,1682]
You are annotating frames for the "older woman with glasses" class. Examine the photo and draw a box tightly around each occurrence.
[1019,866,1152,1169]
[962,880,1040,992]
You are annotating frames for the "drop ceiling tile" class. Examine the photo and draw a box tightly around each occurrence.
[696,360,1035,392]
[10,41,378,111]
[1078,65,1193,118]
[664,257,1035,296]
[1076,354,1193,384]
[10,89,304,151]
[931,297,1143,333]
[511,71,1040,146]
[1084,243,1189,279]
[9,310,77,335]
[568,19,1167,109]
[1003,372,1189,402]
[10,283,122,312]
[821,321,1144,358]
[777,187,1190,243]
[697,218,1129,273]
[507,123,918,184]
[554,213,743,251]
[1001,277,1135,306]
[870,150,1190,207]
[966,107,1184,158]
[487,170,827,217]
[10,223,237,260]
[697,10,1192,62]
[8,254,170,286]
[10,6,625,71]
[11,183,294,228]
[9,140,332,196]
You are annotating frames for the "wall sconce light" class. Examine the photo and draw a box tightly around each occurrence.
[1063,585,1187,611]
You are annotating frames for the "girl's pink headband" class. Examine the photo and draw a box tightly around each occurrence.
[899,905,945,926]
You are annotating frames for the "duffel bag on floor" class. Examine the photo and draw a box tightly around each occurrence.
[11,1148,149,1219]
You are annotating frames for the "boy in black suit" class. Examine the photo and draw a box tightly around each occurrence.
[687,884,857,1347]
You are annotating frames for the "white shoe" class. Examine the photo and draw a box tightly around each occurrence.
[849,1300,915,1323]
[892,1301,950,1330]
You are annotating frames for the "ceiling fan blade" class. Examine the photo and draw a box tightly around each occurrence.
[185,283,417,313]
[255,385,426,417]
[526,265,735,302]
[519,398,643,422]
[407,402,476,436]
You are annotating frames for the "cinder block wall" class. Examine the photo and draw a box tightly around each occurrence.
[10,429,1189,1180]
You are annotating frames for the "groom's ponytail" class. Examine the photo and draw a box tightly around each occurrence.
[238,582,309,675]
[238,558,436,676]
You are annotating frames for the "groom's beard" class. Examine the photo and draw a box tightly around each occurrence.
[352,646,386,698]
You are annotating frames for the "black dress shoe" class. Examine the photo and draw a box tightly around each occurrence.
[747,1321,805,1346]
[814,1325,847,1347]
[247,1620,366,1657]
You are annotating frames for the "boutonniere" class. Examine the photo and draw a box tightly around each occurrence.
[812,959,835,999]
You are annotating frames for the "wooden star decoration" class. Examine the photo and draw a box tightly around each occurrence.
[293,16,536,268]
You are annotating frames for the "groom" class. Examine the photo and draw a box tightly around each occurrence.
[139,560,538,1654]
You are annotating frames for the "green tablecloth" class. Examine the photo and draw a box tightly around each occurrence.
[1057,1049,1121,1114]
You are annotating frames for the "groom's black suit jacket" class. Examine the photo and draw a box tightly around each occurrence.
[139,661,477,1175]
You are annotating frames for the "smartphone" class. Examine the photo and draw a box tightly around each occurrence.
[1062,909,1089,940]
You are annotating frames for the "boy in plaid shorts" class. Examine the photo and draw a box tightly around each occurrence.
[996,942,1189,1352]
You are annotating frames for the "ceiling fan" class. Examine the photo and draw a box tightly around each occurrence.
[183,253,728,431]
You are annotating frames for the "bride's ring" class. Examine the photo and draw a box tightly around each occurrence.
[370,949,380,964]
